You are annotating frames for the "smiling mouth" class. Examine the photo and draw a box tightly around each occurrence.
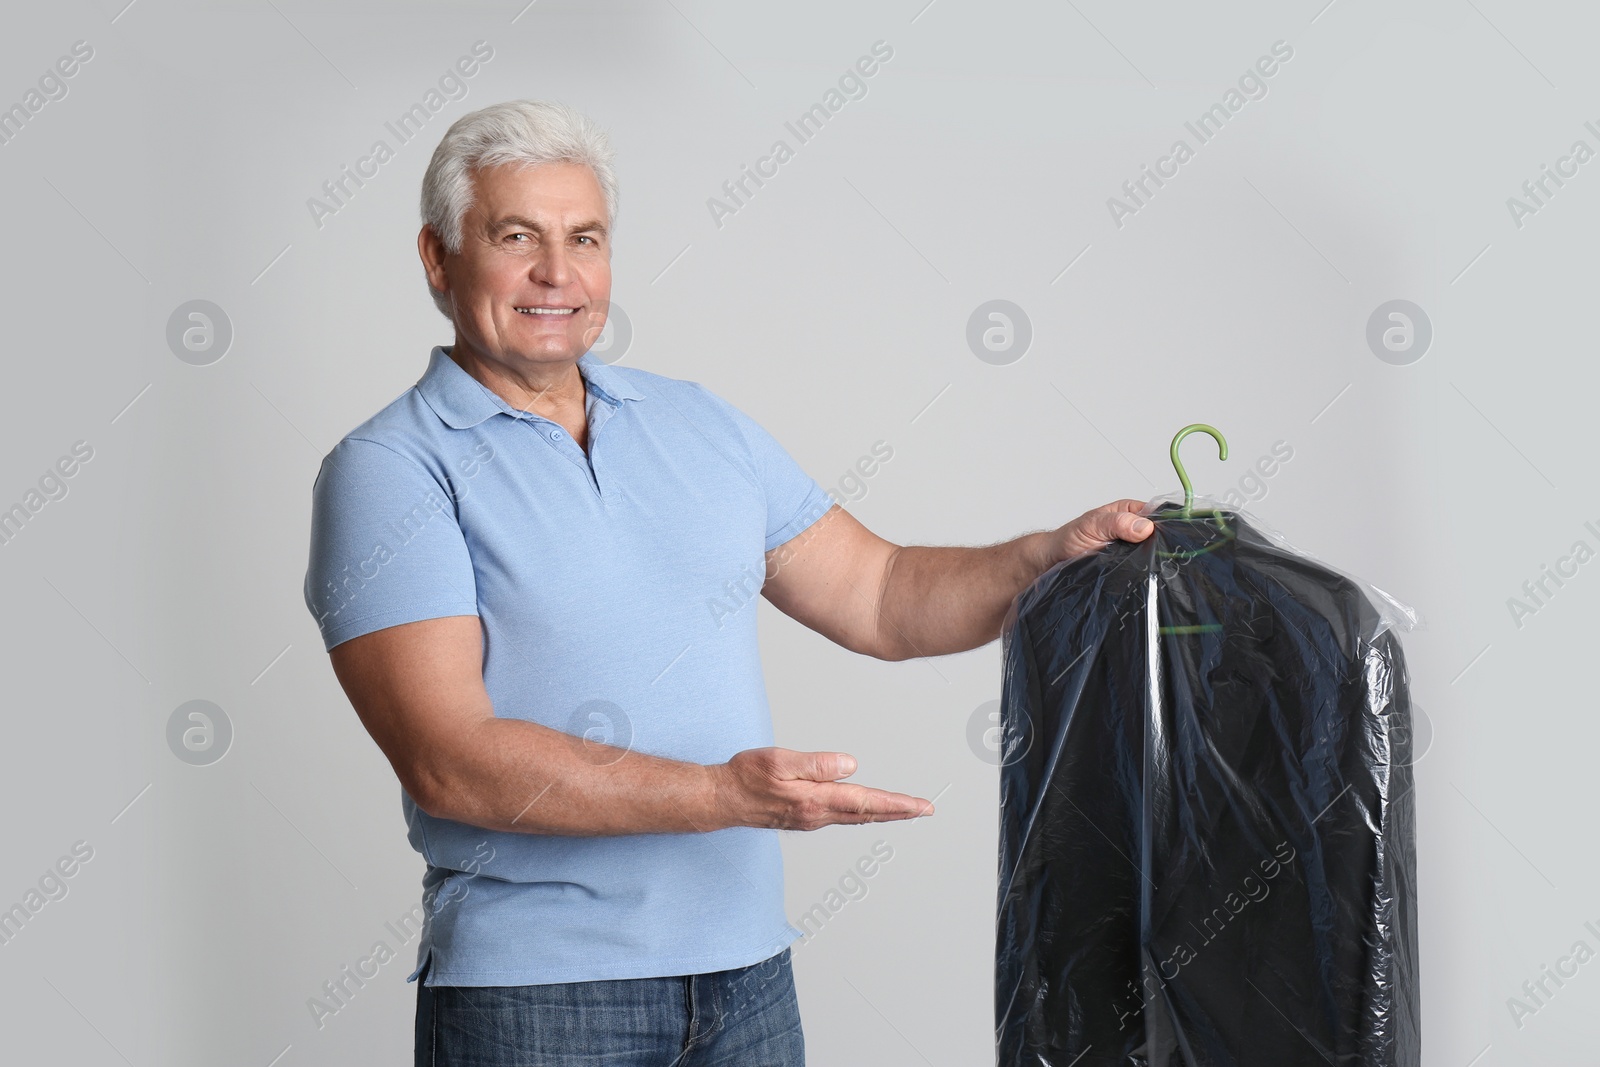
[515,306,578,316]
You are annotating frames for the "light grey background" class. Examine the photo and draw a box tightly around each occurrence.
[0,0,1591,1063]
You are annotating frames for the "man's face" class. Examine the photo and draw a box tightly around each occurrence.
[425,160,611,373]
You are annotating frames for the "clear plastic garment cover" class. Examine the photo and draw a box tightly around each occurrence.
[994,494,1420,1066]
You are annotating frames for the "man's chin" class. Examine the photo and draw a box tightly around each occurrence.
[501,336,588,363]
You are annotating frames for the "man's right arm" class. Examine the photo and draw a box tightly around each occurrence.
[327,614,933,836]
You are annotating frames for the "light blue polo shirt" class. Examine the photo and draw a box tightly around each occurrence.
[303,345,837,986]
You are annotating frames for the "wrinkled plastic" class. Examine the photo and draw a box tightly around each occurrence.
[995,497,1420,1066]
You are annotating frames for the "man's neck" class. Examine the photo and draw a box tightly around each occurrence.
[447,342,586,417]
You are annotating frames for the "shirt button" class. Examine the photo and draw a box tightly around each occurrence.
[549,429,562,439]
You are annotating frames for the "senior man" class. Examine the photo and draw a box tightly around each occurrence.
[304,99,1152,1067]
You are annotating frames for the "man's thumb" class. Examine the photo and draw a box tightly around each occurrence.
[824,752,858,780]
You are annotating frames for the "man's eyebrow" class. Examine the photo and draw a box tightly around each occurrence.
[487,214,609,237]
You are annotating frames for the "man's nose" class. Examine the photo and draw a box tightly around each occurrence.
[529,242,572,287]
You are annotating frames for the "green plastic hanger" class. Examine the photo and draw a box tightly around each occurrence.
[1154,422,1236,572]
[1169,423,1228,518]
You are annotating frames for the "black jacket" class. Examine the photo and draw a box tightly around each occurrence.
[996,504,1419,1066]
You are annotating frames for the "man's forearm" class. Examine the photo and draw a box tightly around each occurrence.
[424,717,725,836]
[873,529,1058,660]
[423,720,925,838]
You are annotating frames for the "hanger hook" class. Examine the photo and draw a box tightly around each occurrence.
[1170,424,1228,516]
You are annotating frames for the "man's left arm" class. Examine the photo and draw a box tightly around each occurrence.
[760,500,1154,661]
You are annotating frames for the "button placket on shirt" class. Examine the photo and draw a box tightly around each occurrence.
[518,393,619,499]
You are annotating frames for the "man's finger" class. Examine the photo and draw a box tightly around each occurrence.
[785,750,858,783]
[820,782,934,820]
[1116,511,1154,540]
[1080,508,1152,546]
[1104,500,1153,539]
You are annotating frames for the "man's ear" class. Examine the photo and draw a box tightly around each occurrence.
[418,225,450,295]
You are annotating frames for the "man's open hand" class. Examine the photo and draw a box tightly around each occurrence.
[1051,498,1155,563]
[710,747,934,831]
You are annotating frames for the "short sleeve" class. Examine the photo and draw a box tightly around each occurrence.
[693,386,837,552]
[304,437,480,651]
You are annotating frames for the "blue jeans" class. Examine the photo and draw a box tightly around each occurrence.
[415,947,805,1066]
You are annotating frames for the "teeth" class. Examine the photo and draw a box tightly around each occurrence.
[516,307,576,315]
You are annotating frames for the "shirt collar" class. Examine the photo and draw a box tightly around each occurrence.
[417,345,645,430]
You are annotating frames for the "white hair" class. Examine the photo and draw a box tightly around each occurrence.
[420,99,618,321]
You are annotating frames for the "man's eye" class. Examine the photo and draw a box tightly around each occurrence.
[576,235,594,245]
